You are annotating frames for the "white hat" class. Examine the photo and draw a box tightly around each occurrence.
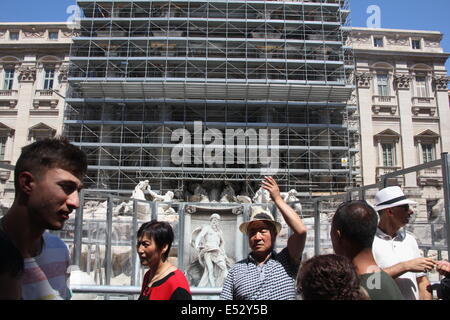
[374,186,416,212]
[239,207,282,235]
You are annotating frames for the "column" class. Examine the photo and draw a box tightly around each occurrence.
[434,76,450,153]
[394,71,417,187]
[12,63,37,163]
[356,71,377,185]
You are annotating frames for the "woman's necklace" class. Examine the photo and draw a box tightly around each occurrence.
[148,264,175,287]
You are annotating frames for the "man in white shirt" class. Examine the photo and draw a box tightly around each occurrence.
[372,186,436,300]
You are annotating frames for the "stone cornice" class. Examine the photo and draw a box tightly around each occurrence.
[351,27,443,39]
[353,49,450,59]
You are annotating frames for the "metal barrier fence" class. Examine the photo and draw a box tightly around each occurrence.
[60,153,450,299]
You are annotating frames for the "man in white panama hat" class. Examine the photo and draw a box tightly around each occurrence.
[372,186,436,300]
[220,176,307,300]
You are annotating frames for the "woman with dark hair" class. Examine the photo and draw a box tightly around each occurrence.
[137,220,191,300]
[297,254,369,300]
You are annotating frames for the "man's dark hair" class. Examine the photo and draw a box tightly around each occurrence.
[0,231,24,278]
[332,200,378,250]
[297,254,368,300]
[14,137,88,193]
[137,220,174,261]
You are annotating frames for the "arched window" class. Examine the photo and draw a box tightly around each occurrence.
[37,56,60,90]
[370,62,394,97]
[410,64,433,98]
[0,56,20,91]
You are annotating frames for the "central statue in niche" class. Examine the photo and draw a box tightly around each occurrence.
[190,213,231,287]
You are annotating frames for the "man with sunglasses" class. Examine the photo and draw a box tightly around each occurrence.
[372,186,436,300]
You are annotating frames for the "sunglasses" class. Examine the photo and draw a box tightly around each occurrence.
[396,204,409,211]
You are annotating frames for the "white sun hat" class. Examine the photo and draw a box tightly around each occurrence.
[239,207,282,235]
[374,186,416,212]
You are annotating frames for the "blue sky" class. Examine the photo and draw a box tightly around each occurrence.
[0,0,449,71]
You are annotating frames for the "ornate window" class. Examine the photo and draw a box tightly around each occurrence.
[411,39,422,50]
[377,73,390,96]
[415,130,439,164]
[28,123,56,142]
[0,136,6,161]
[43,67,55,90]
[410,64,433,98]
[49,31,59,40]
[3,68,15,90]
[9,31,19,41]
[374,129,400,168]
[382,143,396,167]
[373,37,384,48]
[422,144,435,163]
[415,74,429,97]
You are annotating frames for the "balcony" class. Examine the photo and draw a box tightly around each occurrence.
[373,95,396,104]
[411,97,436,116]
[0,90,18,108]
[33,90,60,108]
[417,167,443,187]
[412,96,435,105]
[372,95,397,115]
[376,166,403,185]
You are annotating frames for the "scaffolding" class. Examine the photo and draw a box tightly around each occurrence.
[65,0,357,196]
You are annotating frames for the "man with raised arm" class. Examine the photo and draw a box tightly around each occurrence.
[220,176,307,300]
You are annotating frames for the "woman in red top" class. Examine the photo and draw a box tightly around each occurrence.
[136,220,191,300]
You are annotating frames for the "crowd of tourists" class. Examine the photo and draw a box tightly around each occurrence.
[0,138,449,300]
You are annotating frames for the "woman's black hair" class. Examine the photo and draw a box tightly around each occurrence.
[297,254,369,300]
[137,220,174,261]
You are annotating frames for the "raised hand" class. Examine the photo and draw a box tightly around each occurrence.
[261,176,281,202]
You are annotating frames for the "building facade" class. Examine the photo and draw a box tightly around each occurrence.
[0,23,73,197]
[352,27,450,221]
[65,0,355,198]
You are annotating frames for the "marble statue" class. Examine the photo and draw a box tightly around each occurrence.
[219,184,237,203]
[236,195,252,204]
[132,180,149,200]
[429,199,447,244]
[191,214,229,287]
[111,180,150,218]
[281,189,303,215]
[146,185,176,215]
[190,184,210,203]
[252,187,272,204]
